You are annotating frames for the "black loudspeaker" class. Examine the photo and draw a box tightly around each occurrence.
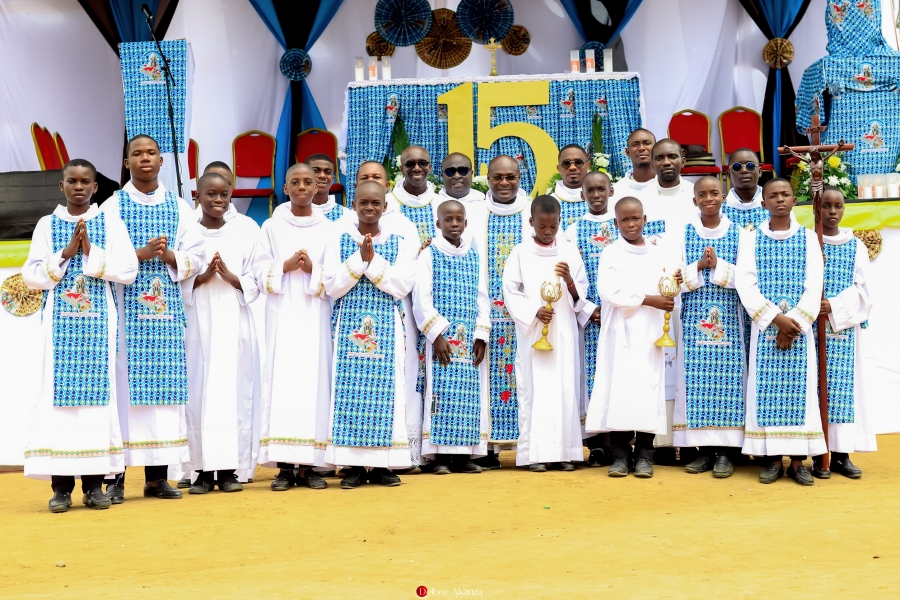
[0,170,119,240]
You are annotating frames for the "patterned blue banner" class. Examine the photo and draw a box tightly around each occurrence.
[120,40,187,154]
[344,73,643,202]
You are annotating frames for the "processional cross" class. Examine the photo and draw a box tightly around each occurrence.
[485,37,500,77]
[778,97,854,472]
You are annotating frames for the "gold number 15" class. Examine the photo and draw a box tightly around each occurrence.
[438,81,559,198]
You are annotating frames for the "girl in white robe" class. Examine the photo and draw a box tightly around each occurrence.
[23,201,138,507]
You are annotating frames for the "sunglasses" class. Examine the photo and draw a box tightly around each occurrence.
[490,174,518,182]
[404,159,430,169]
[443,166,471,177]
[731,161,757,172]
[560,159,586,169]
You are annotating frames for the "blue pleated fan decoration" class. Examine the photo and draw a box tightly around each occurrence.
[280,48,312,81]
[456,0,515,45]
[374,0,433,47]
[580,41,605,70]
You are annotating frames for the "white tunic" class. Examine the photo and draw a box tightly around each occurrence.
[503,238,590,465]
[22,205,138,479]
[586,237,673,435]
[822,229,877,453]
[101,182,203,467]
[322,218,418,468]
[413,232,491,457]
[181,213,261,473]
[673,215,747,448]
[611,172,657,207]
[255,209,336,468]
[736,220,827,457]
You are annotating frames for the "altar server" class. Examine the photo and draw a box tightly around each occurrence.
[23,159,138,512]
[307,153,346,222]
[565,171,614,465]
[611,128,656,204]
[471,155,533,470]
[585,197,677,479]
[551,145,590,229]
[674,177,747,478]
[439,152,487,240]
[100,135,203,502]
[811,187,876,479]
[181,173,260,494]
[722,149,768,231]
[503,195,589,471]
[736,178,826,486]
[323,180,418,488]
[413,200,490,474]
[255,164,336,491]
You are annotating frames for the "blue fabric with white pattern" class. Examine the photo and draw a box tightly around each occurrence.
[721,205,769,232]
[754,229,808,427]
[118,190,189,406]
[427,246,483,446]
[557,198,587,231]
[331,233,400,447]
[324,204,346,222]
[344,76,643,202]
[824,0,898,57]
[573,217,617,398]
[814,239,858,424]
[681,223,745,428]
[49,214,110,407]
[486,211,521,443]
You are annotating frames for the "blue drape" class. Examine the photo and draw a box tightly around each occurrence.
[559,0,642,44]
[110,0,161,43]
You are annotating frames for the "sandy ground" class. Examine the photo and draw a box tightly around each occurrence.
[2,437,899,600]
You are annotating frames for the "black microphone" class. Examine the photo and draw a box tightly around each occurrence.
[141,4,153,19]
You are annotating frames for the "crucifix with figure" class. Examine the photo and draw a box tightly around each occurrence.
[778,97,854,473]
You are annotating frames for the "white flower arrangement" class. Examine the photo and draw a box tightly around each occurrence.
[471,175,490,194]
[591,152,610,169]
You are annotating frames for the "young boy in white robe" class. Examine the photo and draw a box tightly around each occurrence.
[308,153,346,222]
[565,171,614,466]
[551,145,589,230]
[811,187,876,479]
[503,195,590,471]
[181,173,261,494]
[674,176,747,478]
[323,180,418,488]
[100,134,203,502]
[256,163,336,491]
[736,178,825,486]
[413,200,491,474]
[23,159,138,512]
[585,197,679,478]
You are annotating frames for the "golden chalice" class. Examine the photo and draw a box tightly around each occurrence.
[532,280,564,351]
[654,270,679,348]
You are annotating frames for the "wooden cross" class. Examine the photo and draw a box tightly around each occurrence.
[485,37,500,77]
[778,106,855,472]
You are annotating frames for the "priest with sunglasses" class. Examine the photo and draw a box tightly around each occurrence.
[552,145,590,230]
[439,153,487,244]
[722,148,768,232]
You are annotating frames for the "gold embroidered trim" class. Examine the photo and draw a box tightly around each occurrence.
[421,432,489,440]
[370,261,387,286]
[265,265,275,294]
[46,260,62,283]
[797,307,816,324]
[751,302,772,323]
[260,437,327,449]
[344,260,362,280]
[421,314,439,335]
[744,430,824,439]
[25,446,124,459]
[475,324,490,332]
[96,255,107,280]
[183,255,194,278]
[672,424,744,431]
[719,264,732,288]
[123,438,188,450]
[326,438,410,449]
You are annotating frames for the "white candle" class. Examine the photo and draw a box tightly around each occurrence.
[368,56,378,80]
[874,185,886,198]
[381,56,391,80]
[570,50,580,73]
[860,185,873,199]
[603,48,613,72]
[584,49,595,73]
[354,57,364,82]
[888,184,900,198]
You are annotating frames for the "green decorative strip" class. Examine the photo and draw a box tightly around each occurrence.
[793,201,900,230]
[0,240,31,268]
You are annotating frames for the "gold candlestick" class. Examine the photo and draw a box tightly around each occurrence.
[485,37,500,76]
[532,280,564,351]
[654,271,678,347]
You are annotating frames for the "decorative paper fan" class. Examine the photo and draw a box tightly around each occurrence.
[366,31,396,57]
[501,24,530,56]
[580,41,605,70]
[280,48,312,81]
[1,273,42,317]
[415,9,472,69]
[853,229,882,261]
[374,0,433,47]
[456,0,514,45]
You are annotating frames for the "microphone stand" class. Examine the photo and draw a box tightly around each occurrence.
[142,11,184,199]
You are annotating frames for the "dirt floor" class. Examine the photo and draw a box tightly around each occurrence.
[2,438,899,599]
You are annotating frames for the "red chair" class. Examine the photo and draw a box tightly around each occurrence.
[667,110,721,177]
[31,123,63,170]
[718,107,775,181]
[296,128,344,194]
[232,131,276,215]
[54,132,70,164]
[188,138,199,200]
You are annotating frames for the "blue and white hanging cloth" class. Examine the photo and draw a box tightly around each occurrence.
[552,180,588,231]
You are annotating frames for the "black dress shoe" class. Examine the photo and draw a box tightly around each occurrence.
[189,478,215,495]
[368,467,401,486]
[176,477,192,489]
[712,455,733,478]
[217,472,243,492]
[587,448,605,467]
[298,470,328,489]
[685,455,711,474]
[143,479,183,499]
[82,488,111,509]
[270,469,296,491]
[634,458,654,478]
[557,462,575,472]
[105,483,125,504]
[433,463,451,475]
[832,456,863,479]
[460,460,482,474]
[787,464,815,486]
[811,456,831,479]
[473,454,502,470]
[49,490,72,513]
[759,463,784,484]
[608,458,629,477]
[529,463,547,472]
[341,467,367,489]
